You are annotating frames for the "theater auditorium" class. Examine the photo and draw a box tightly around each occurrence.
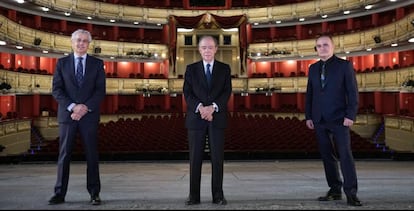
[0,0,413,210]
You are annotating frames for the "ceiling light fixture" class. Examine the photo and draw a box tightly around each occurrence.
[365,5,373,10]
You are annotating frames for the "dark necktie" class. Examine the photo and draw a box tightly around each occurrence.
[321,62,326,88]
[76,57,84,86]
[206,63,211,88]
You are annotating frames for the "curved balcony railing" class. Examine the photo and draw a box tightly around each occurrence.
[0,15,169,61]
[1,12,413,62]
[31,0,375,25]
[247,12,414,61]
[1,66,413,95]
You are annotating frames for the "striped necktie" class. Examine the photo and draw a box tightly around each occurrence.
[76,57,84,86]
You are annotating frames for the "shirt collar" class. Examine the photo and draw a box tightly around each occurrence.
[203,60,214,68]
[320,55,335,65]
[74,54,86,60]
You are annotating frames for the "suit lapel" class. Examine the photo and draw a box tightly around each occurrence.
[79,54,90,87]
[84,55,90,84]
[199,61,209,89]
[210,62,216,88]
[68,54,77,85]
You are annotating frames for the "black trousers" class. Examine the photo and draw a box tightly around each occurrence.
[314,121,358,197]
[187,125,225,201]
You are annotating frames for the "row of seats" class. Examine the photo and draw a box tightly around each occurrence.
[32,113,385,157]
[2,63,408,80]
[1,65,50,75]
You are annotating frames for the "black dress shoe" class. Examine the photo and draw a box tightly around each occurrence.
[346,195,362,206]
[318,190,342,201]
[48,195,65,205]
[212,197,227,205]
[185,198,200,205]
[90,195,101,205]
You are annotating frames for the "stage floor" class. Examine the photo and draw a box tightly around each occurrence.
[0,159,413,210]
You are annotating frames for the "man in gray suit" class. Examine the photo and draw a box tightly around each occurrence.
[183,35,232,206]
[305,35,361,206]
[48,29,106,205]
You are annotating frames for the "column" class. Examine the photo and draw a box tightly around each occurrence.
[321,22,328,33]
[137,95,144,111]
[164,94,171,111]
[346,18,353,31]
[399,92,414,114]
[0,95,15,118]
[295,25,302,39]
[35,16,42,29]
[60,20,67,33]
[374,91,383,114]
[112,95,118,114]
[244,95,251,110]
[112,26,119,41]
[32,94,40,117]
[296,93,305,112]
[270,27,276,41]
[270,93,280,111]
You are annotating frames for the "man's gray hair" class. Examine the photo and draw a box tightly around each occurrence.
[71,29,92,42]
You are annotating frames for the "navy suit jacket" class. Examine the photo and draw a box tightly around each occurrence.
[183,60,232,129]
[305,55,358,123]
[52,53,106,123]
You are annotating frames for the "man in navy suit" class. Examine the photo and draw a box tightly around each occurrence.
[305,35,361,206]
[48,29,106,205]
[183,35,232,205]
